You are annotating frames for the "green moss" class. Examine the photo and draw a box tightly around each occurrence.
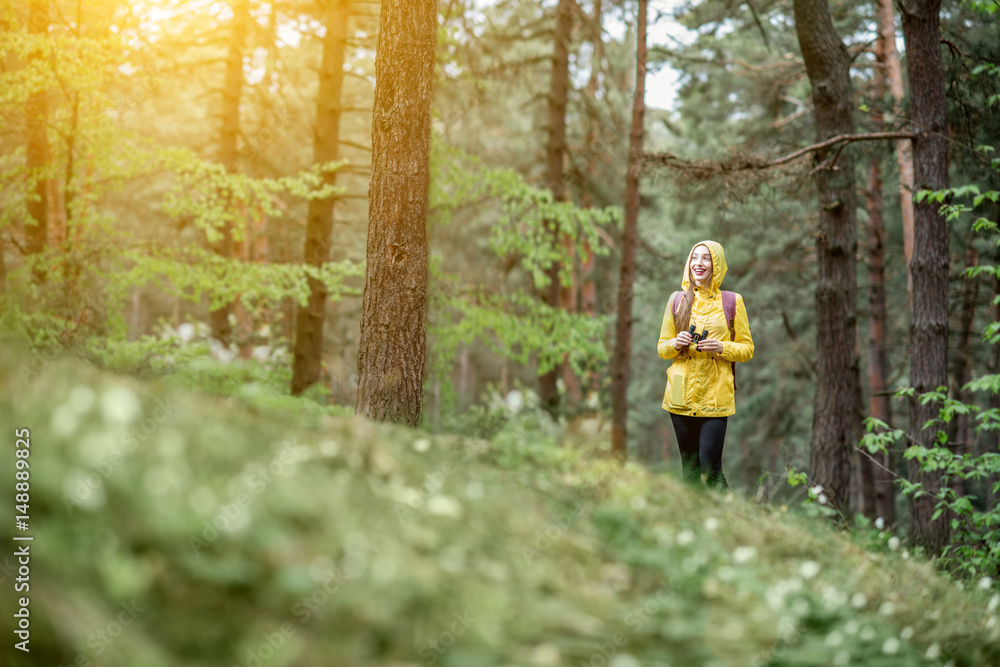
[1,346,998,667]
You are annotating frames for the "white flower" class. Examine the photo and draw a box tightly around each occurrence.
[882,637,900,655]
[630,495,647,511]
[799,560,821,579]
[987,595,999,613]
[887,536,901,550]
[99,386,142,425]
[901,626,914,640]
[825,630,843,647]
[704,517,719,531]
[427,495,462,518]
[412,438,431,453]
[878,601,896,616]
[850,593,868,609]
[732,546,757,564]
[978,577,993,591]
[875,517,885,530]
[924,643,941,660]
[677,529,695,546]
[818,493,829,505]
[811,484,824,496]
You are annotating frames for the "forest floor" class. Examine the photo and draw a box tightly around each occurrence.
[1,345,998,667]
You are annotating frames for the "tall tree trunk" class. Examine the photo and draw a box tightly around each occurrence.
[877,0,915,303]
[538,0,574,417]
[610,0,647,462]
[25,0,51,282]
[354,0,436,426]
[211,0,250,343]
[864,13,896,526]
[291,0,350,396]
[579,0,602,403]
[950,245,979,498]
[794,0,861,514]
[901,0,950,555]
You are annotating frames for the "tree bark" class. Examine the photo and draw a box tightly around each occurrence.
[794,0,862,514]
[876,0,915,304]
[210,0,250,343]
[578,0,602,404]
[538,0,574,417]
[901,0,950,555]
[25,0,51,282]
[950,245,979,498]
[610,0,647,462]
[291,0,350,396]
[863,12,896,526]
[354,0,436,426]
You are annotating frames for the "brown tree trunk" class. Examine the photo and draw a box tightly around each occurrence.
[794,0,862,514]
[25,0,51,282]
[538,0,574,417]
[354,0,436,426]
[950,245,979,498]
[863,14,896,526]
[901,0,951,555]
[610,0,647,462]
[291,0,350,396]
[210,0,249,343]
[579,0,602,404]
[877,0,915,303]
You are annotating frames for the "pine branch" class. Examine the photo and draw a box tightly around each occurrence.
[645,131,915,174]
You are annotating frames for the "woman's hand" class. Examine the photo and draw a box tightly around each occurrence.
[697,338,724,354]
[673,330,693,350]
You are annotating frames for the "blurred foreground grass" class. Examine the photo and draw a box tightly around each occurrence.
[1,346,999,667]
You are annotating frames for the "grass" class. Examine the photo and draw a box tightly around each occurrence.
[1,344,998,667]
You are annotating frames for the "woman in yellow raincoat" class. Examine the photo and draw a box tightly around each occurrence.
[657,240,754,488]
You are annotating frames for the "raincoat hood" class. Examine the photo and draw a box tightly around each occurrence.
[681,240,728,294]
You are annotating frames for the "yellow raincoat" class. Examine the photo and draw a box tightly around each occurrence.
[657,241,754,417]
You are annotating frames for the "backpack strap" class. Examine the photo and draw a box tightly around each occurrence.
[670,291,684,319]
[721,290,737,392]
[721,290,736,341]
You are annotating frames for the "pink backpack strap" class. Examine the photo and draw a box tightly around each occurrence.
[721,290,738,391]
[671,291,684,318]
[721,291,736,341]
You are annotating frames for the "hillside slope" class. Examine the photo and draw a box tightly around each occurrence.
[1,347,998,667]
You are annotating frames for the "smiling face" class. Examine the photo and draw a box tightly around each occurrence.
[689,244,713,286]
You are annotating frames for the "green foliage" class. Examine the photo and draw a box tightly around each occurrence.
[861,169,1000,581]
[4,347,1000,666]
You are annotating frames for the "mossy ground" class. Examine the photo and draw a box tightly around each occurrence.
[1,346,998,667]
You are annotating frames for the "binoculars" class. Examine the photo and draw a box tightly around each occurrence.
[688,325,709,343]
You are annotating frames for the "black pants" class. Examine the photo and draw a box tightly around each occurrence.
[669,414,729,489]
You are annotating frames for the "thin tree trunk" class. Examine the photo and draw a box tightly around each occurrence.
[291,0,350,395]
[901,0,951,555]
[538,0,574,417]
[211,0,250,343]
[876,0,915,303]
[610,0,647,462]
[354,0,436,426]
[795,0,862,514]
[864,13,896,526]
[25,0,51,282]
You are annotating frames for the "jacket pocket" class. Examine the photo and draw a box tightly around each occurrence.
[667,367,685,407]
